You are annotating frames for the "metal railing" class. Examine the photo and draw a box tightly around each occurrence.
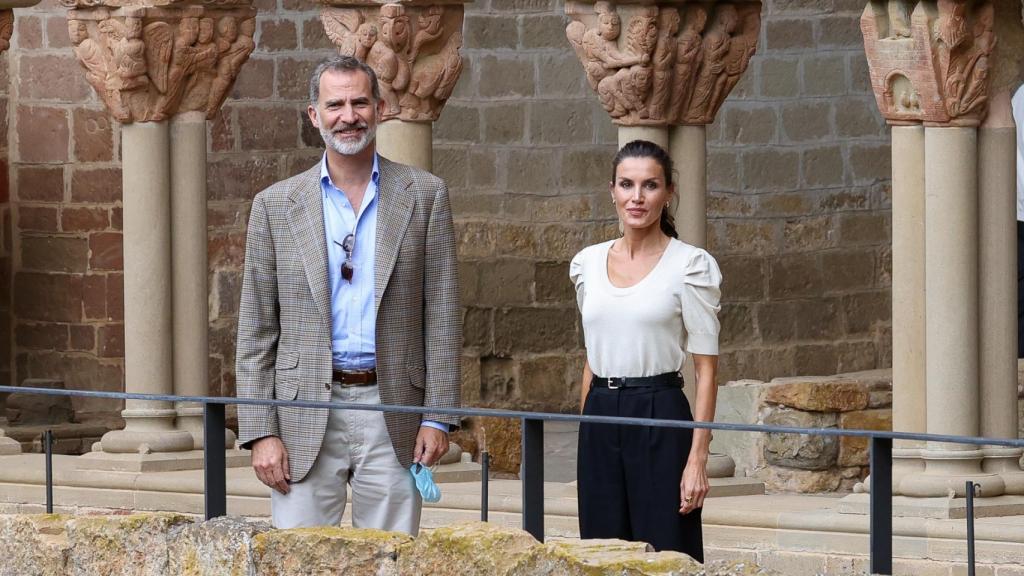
[4,384,1024,575]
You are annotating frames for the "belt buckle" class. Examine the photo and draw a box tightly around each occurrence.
[607,377,622,390]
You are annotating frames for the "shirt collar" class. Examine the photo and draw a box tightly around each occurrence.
[319,152,380,191]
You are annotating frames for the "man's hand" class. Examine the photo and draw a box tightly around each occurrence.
[413,426,449,466]
[251,436,291,494]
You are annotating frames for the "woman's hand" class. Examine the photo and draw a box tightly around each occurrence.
[679,456,709,515]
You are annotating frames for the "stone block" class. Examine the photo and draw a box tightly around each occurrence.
[767,253,823,298]
[17,54,92,103]
[398,522,538,576]
[72,108,114,163]
[759,57,800,98]
[0,514,72,575]
[16,16,42,50]
[22,351,123,414]
[767,409,837,476]
[741,149,799,192]
[802,145,845,188]
[820,248,876,292]
[108,273,124,321]
[259,19,298,52]
[238,106,300,151]
[718,255,764,301]
[534,261,573,304]
[232,57,275,100]
[518,355,568,408]
[720,303,757,349]
[781,101,831,143]
[847,52,872,94]
[490,0,553,12]
[435,103,481,143]
[561,146,614,191]
[771,0,833,14]
[723,219,777,255]
[506,150,558,194]
[252,527,408,575]
[14,273,82,323]
[523,538,705,575]
[88,232,122,271]
[530,101,592,146]
[465,14,518,50]
[835,97,885,138]
[62,207,109,232]
[46,16,72,49]
[70,325,95,351]
[849,144,892,185]
[477,414,521,473]
[765,18,814,51]
[839,408,892,467]
[527,196,591,223]
[22,236,88,273]
[707,150,740,192]
[277,57,322,101]
[97,323,124,358]
[82,274,106,320]
[18,206,59,232]
[481,103,525,145]
[782,215,833,252]
[478,55,534,98]
[803,54,847,97]
[467,148,499,189]
[67,513,194,575]
[70,167,121,203]
[757,465,843,493]
[167,516,271,576]
[300,17,334,51]
[764,376,870,412]
[536,54,587,98]
[839,212,889,245]
[434,146,469,190]
[473,258,534,306]
[17,106,69,163]
[15,322,69,351]
[519,14,569,49]
[17,166,64,203]
[816,14,864,48]
[842,290,890,335]
[721,105,778,145]
[6,378,73,425]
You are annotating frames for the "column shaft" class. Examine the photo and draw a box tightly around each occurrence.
[669,125,707,249]
[900,126,1003,497]
[100,122,192,453]
[978,125,1024,491]
[376,120,433,172]
[890,126,927,488]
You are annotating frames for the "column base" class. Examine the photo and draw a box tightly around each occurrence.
[898,448,1006,498]
[838,492,1024,519]
[99,408,194,454]
[708,453,736,478]
[853,445,924,494]
[76,448,251,473]
[175,407,237,450]
[983,447,1024,495]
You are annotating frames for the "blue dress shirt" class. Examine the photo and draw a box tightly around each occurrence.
[320,154,447,433]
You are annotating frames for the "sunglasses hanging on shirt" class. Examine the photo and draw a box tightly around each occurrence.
[339,233,355,282]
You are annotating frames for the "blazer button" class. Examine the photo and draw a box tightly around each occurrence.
[324,383,331,390]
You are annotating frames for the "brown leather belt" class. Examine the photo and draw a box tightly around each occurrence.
[332,368,377,387]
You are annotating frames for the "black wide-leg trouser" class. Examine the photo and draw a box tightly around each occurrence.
[577,383,704,562]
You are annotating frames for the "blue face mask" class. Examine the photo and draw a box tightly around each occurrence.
[410,463,441,503]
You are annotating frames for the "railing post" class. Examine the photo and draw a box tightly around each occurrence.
[44,430,53,514]
[870,436,893,575]
[521,417,544,541]
[481,450,490,522]
[967,481,978,576]
[203,402,227,520]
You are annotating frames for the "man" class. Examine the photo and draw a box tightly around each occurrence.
[236,55,461,534]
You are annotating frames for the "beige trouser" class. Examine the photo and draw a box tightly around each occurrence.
[270,384,422,534]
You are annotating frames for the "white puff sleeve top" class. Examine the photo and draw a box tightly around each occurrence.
[569,238,722,378]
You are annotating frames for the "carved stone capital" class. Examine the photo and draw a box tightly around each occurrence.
[318,0,468,122]
[0,10,13,53]
[566,0,761,126]
[861,0,997,126]
[67,3,256,123]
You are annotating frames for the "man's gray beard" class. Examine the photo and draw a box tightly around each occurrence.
[321,123,376,156]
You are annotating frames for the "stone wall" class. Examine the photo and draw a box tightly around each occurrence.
[2,0,893,417]
[711,369,892,492]
[0,50,10,393]
[0,513,775,575]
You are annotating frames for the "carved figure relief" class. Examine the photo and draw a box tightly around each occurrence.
[321,2,465,122]
[67,6,256,123]
[566,1,761,126]
[860,0,997,125]
[0,10,14,54]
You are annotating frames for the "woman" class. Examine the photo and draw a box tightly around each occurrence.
[570,140,721,561]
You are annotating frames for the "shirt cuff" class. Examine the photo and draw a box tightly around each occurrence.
[421,420,449,433]
[686,332,720,356]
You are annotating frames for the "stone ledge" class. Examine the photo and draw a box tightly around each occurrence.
[0,514,777,575]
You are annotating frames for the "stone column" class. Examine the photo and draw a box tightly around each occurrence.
[67,3,256,461]
[889,125,926,487]
[0,7,18,456]
[861,0,1014,499]
[319,0,470,172]
[567,0,761,481]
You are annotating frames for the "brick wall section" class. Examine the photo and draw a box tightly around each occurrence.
[0,53,10,392]
[5,0,892,416]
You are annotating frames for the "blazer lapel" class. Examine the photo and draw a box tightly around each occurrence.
[286,166,332,328]
[374,157,415,314]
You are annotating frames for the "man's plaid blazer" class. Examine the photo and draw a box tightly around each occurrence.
[235,156,462,482]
